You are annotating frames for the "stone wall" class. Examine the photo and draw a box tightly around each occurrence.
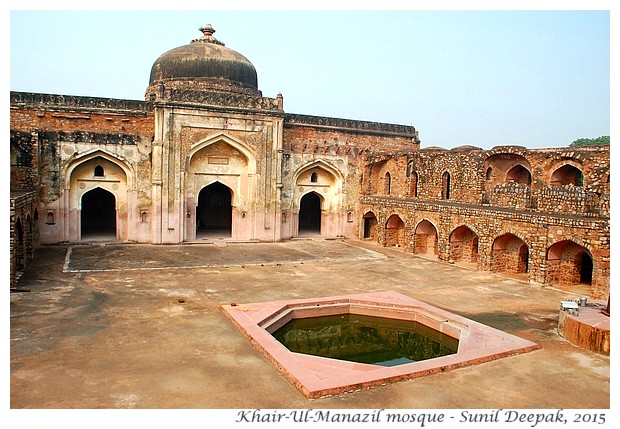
[360,196,609,298]
[10,92,155,243]
[361,143,609,299]
[283,114,419,239]
[10,190,38,288]
[365,145,610,218]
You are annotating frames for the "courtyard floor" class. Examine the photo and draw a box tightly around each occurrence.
[9,239,609,409]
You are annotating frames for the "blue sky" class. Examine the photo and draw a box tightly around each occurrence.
[8,6,613,149]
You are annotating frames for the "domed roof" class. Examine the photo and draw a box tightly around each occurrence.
[149,25,258,90]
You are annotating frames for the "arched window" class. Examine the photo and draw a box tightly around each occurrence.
[411,171,418,198]
[486,167,493,180]
[406,161,414,178]
[310,171,318,183]
[506,164,532,185]
[94,165,104,177]
[442,171,451,200]
[550,164,584,186]
[385,172,392,195]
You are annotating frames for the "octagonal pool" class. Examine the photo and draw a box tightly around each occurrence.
[221,291,539,398]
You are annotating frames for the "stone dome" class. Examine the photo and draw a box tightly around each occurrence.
[149,25,258,90]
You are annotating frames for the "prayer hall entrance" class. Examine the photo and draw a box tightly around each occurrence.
[197,182,232,239]
[81,187,117,241]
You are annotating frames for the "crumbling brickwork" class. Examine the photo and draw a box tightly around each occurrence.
[10,190,38,288]
[362,144,610,298]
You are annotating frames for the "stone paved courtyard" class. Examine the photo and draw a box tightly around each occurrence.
[10,239,609,410]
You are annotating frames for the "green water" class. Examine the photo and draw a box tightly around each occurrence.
[272,314,459,367]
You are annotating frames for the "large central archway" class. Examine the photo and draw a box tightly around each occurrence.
[299,192,322,235]
[186,133,256,242]
[197,182,232,238]
[81,187,117,240]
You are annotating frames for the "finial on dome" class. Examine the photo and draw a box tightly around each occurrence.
[200,24,216,37]
[192,24,225,46]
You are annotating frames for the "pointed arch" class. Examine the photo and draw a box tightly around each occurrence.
[485,167,493,180]
[385,172,392,195]
[292,159,344,184]
[449,225,479,263]
[384,213,406,247]
[362,210,378,240]
[414,218,439,233]
[414,219,438,256]
[198,178,238,206]
[506,164,532,185]
[188,132,256,174]
[369,159,388,195]
[492,233,529,273]
[406,160,414,178]
[410,170,418,197]
[196,181,233,236]
[80,186,117,240]
[298,191,323,235]
[292,160,343,239]
[66,150,130,243]
[546,240,593,286]
[65,149,135,190]
[442,171,451,199]
[550,164,584,186]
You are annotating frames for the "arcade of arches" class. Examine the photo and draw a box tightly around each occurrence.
[360,208,601,294]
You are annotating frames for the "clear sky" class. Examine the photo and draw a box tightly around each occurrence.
[7,3,614,150]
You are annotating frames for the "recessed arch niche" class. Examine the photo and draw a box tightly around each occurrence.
[186,134,256,241]
[292,160,343,238]
[449,225,479,264]
[491,233,529,274]
[414,219,438,256]
[384,214,406,248]
[67,153,130,242]
[546,240,593,286]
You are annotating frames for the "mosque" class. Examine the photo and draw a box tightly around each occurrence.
[10,25,610,299]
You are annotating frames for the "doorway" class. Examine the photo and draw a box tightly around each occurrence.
[81,187,116,241]
[299,192,321,235]
[197,182,232,238]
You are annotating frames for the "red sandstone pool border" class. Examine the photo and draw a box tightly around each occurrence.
[558,299,610,354]
[220,291,540,398]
